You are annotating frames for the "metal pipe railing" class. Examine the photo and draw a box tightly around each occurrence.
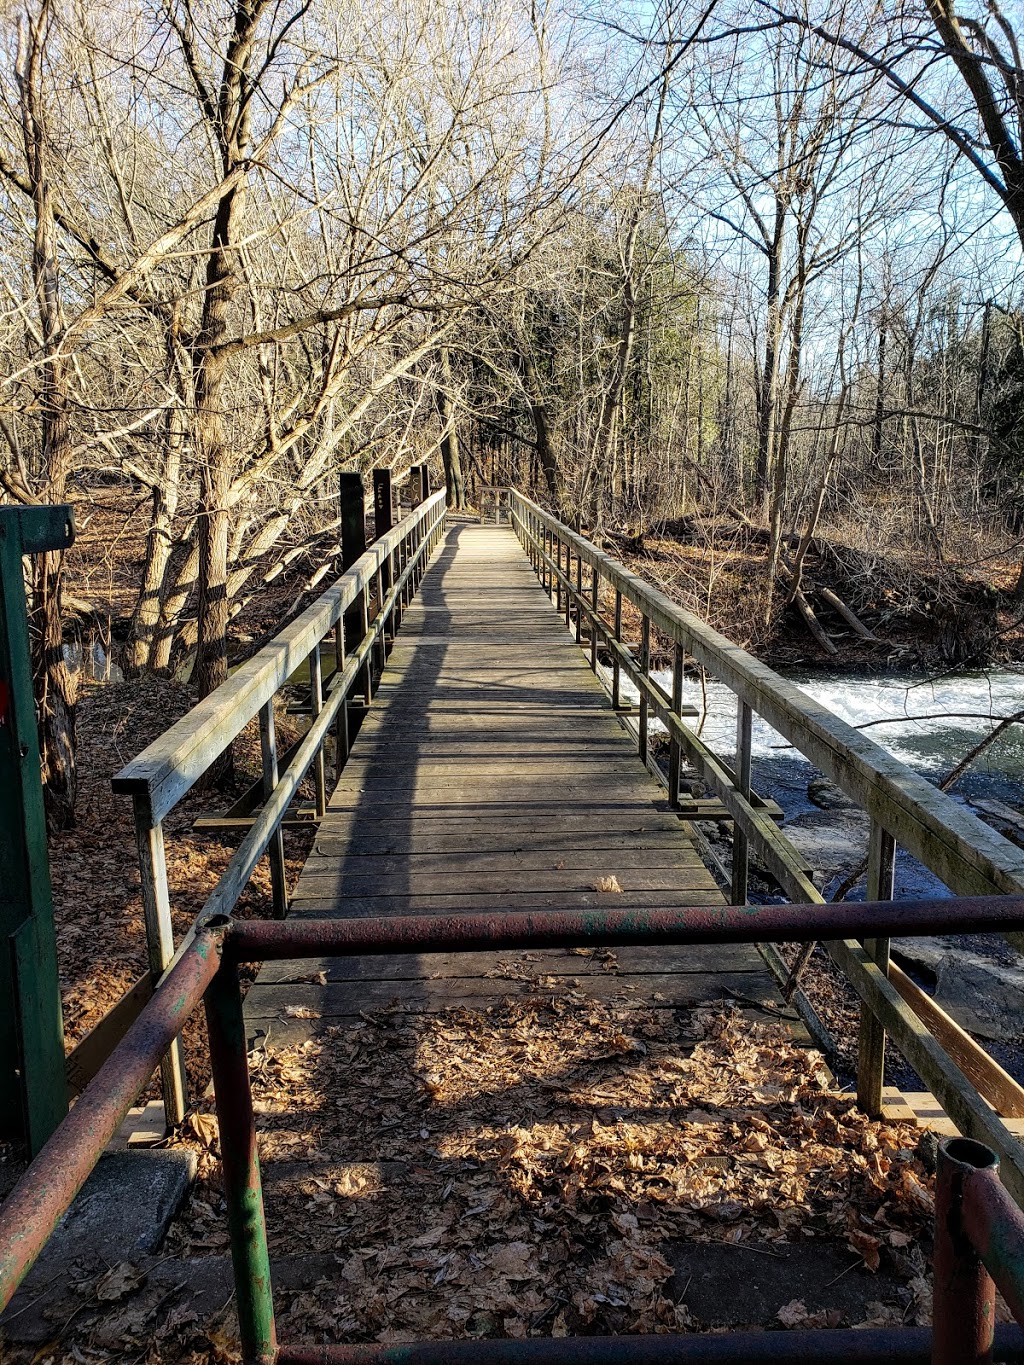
[6,910,1024,1364]
[224,895,1024,962]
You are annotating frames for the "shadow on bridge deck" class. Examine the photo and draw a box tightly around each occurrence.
[243,516,780,1047]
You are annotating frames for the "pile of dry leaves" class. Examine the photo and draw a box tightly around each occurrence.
[162,981,939,1354]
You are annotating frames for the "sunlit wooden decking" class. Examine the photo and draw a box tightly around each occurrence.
[243,520,778,1046]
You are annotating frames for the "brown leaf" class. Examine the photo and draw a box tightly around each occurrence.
[593,876,623,893]
[848,1228,882,1272]
[95,1261,144,1302]
[188,1111,219,1149]
[777,1298,810,1327]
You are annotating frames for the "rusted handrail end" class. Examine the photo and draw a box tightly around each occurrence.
[0,925,227,1317]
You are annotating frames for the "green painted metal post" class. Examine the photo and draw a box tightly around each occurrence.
[0,504,74,1155]
[205,960,277,1364]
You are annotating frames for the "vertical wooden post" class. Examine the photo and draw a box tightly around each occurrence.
[858,820,896,1116]
[574,554,583,643]
[333,619,349,778]
[308,646,327,818]
[340,471,367,570]
[590,565,600,670]
[133,803,187,1124]
[360,585,372,705]
[731,701,753,906]
[564,546,571,629]
[669,643,684,810]
[638,615,650,764]
[409,465,429,508]
[612,590,622,710]
[373,469,394,652]
[340,472,369,727]
[259,702,288,918]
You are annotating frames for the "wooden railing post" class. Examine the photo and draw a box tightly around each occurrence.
[731,701,753,905]
[590,564,600,671]
[563,545,571,630]
[574,553,583,643]
[340,471,369,723]
[360,582,372,705]
[333,619,349,779]
[409,465,429,509]
[669,643,684,809]
[638,614,650,764]
[858,821,897,1116]
[132,800,186,1125]
[258,702,288,918]
[612,590,622,710]
[308,646,327,819]
[374,469,394,656]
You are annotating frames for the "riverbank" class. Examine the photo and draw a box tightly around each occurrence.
[606,512,1024,673]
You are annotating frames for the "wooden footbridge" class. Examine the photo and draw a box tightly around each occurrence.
[6,481,1024,1363]
[245,517,758,1046]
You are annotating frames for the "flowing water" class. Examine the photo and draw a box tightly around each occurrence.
[629,665,1024,899]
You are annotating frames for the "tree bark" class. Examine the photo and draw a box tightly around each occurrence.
[16,0,78,828]
[190,0,263,698]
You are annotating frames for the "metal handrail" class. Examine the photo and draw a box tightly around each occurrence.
[6,907,1024,1363]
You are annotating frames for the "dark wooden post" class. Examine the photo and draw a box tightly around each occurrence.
[340,471,366,570]
[373,468,394,539]
[340,472,369,736]
[373,469,394,661]
[409,465,429,508]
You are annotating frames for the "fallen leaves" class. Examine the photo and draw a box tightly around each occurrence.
[163,986,939,1350]
[593,876,623,893]
[95,1261,145,1302]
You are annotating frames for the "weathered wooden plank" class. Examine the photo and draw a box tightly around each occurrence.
[292,866,712,899]
[288,888,724,916]
[245,970,765,1020]
[314,814,685,841]
[256,943,765,983]
[302,848,710,876]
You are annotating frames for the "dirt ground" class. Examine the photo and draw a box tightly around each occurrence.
[4,993,965,1363]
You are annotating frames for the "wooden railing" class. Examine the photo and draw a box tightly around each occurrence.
[112,489,447,1121]
[507,488,1024,1202]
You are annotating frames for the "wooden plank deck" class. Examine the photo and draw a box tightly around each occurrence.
[243,519,780,1047]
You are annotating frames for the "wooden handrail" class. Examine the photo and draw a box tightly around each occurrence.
[109,488,448,1124]
[113,489,447,824]
[507,489,1024,1204]
[509,490,1024,907]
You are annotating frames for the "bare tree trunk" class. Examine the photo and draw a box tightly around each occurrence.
[191,0,263,698]
[437,350,466,510]
[126,336,187,674]
[16,0,77,828]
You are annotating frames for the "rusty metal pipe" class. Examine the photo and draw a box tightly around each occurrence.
[933,1137,999,1365]
[205,960,277,1365]
[0,927,224,1313]
[276,1323,1024,1363]
[224,896,1024,963]
[961,1144,1024,1327]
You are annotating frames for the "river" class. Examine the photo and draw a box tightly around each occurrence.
[636,665,1024,900]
